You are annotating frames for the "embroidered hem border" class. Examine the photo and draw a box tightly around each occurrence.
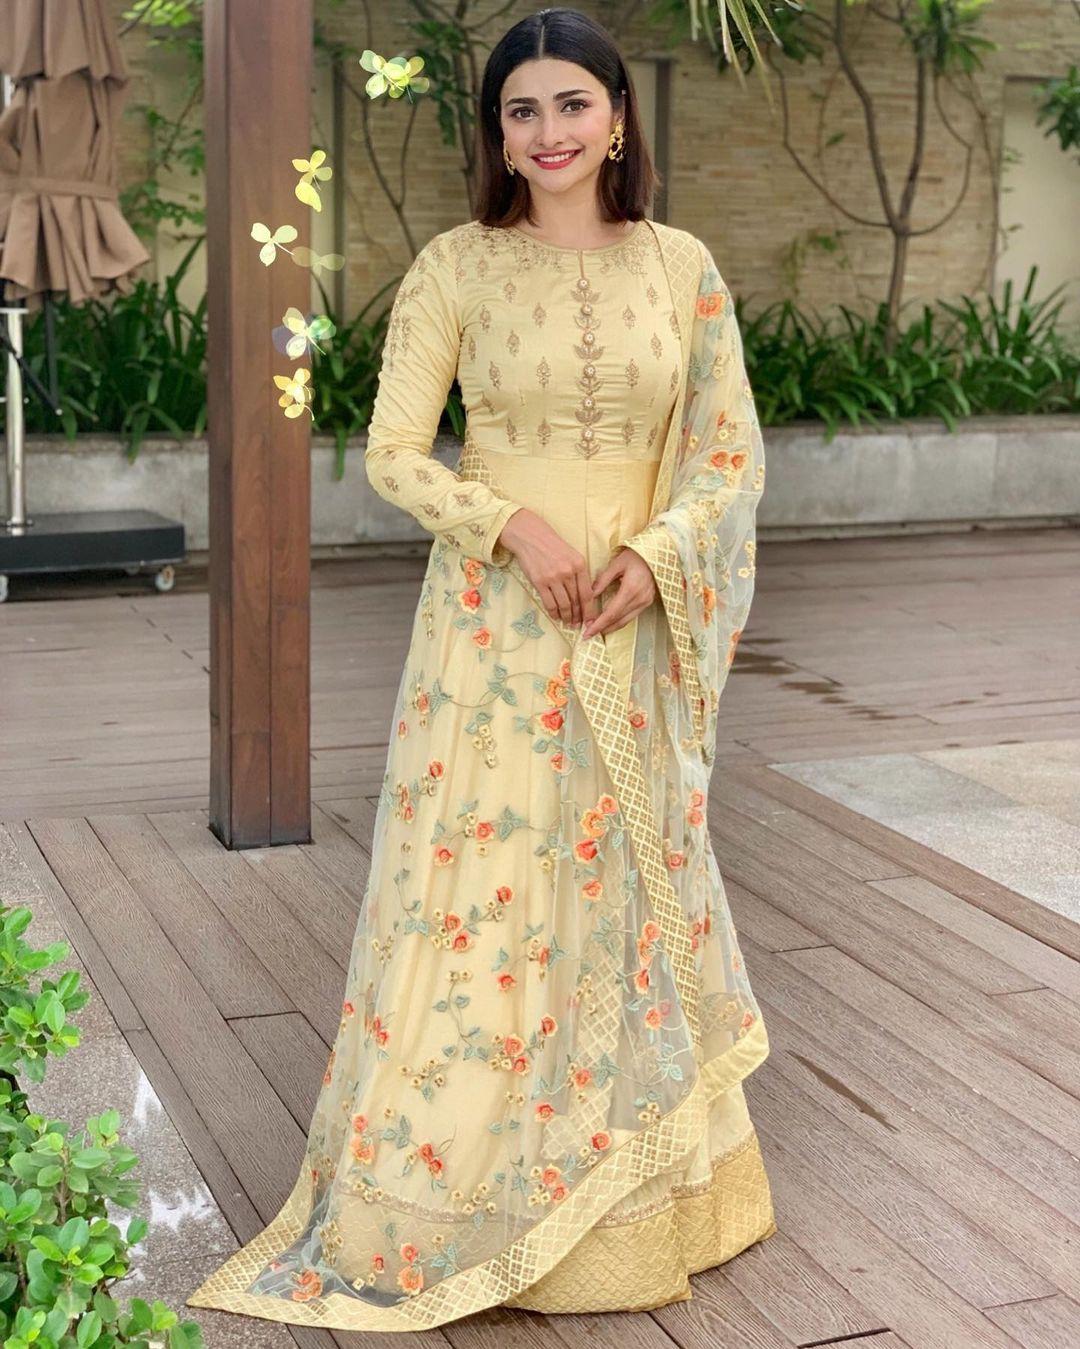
[185,1017,768,1331]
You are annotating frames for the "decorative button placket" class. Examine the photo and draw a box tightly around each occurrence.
[572,268,603,458]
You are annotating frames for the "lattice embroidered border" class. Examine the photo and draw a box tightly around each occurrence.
[185,1018,769,1331]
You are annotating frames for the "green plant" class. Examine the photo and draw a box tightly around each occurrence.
[740,263,1080,438]
[19,239,208,459]
[0,900,205,1346]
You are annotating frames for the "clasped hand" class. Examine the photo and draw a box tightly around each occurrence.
[495,508,656,639]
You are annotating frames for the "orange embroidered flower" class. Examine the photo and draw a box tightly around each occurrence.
[475,820,495,841]
[689,789,705,808]
[644,1006,663,1028]
[597,794,617,814]
[537,945,550,967]
[574,838,598,862]
[581,878,603,902]
[400,1242,419,1264]
[559,658,571,680]
[550,1182,569,1202]
[503,1034,525,1056]
[539,1014,558,1035]
[351,1113,367,1132]
[397,718,408,738]
[472,627,493,648]
[541,1165,562,1185]
[371,1253,385,1272]
[350,1133,375,1163]
[580,807,606,838]
[642,920,661,942]
[512,1055,529,1073]
[458,587,482,612]
[701,586,716,624]
[636,936,654,964]
[687,806,705,827]
[428,759,444,779]
[550,751,566,773]
[433,845,455,866]
[463,558,485,586]
[495,884,514,905]
[444,912,463,931]
[591,1131,611,1151]
[342,1000,355,1016]
[292,1268,323,1301]
[451,930,472,951]
[545,677,568,707]
[540,708,564,733]
[627,706,647,730]
[417,691,430,713]
[634,967,650,992]
[322,1049,335,1084]
[696,290,725,319]
[370,1015,389,1045]
[573,1067,592,1088]
[497,973,516,992]
[535,1101,556,1122]
[667,850,685,870]
[398,1264,424,1294]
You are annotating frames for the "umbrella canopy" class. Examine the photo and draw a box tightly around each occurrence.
[0,0,127,82]
[0,0,149,311]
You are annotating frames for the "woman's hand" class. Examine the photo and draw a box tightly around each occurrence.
[496,509,600,629]
[581,548,657,639]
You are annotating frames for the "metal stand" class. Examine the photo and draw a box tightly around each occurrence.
[0,76,186,602]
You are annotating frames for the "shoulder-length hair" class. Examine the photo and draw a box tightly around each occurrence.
[473,7,659,229]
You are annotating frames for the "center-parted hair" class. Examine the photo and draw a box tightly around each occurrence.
[474,6,660,229]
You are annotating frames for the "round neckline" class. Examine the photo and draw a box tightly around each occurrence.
[507,218,645,254]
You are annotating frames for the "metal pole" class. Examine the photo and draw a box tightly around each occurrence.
[1,71,30,532]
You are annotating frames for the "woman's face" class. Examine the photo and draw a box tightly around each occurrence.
[499,58,618,197]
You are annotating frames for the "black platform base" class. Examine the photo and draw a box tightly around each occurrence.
[0,510,186,598]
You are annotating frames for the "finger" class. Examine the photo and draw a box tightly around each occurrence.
[576,566,598,626]
[549,578,576,626]
[583,590,634,639]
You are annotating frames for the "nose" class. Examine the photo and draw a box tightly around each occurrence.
[534,109,567,148]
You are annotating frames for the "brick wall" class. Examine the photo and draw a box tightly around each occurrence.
[114,0,1080,316]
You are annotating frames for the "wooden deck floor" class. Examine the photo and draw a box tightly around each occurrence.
[3,527,1079,1348]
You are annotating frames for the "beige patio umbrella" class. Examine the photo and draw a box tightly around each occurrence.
[0,0,149,311]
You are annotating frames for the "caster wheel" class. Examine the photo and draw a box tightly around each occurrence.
[154,565,176,593]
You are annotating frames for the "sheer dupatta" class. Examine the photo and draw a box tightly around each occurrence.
[618,242,765,770]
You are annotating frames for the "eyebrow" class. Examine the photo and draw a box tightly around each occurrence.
[505,89,591,107]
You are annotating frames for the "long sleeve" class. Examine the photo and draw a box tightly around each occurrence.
[364,232,523,566]
[616,241,765,764]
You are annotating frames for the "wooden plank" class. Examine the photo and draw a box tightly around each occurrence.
[984,1294,1080,1348]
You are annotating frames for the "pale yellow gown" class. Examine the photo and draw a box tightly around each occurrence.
[186,218,774,1331]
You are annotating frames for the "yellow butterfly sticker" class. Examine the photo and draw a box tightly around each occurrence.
[273,367,314,419]
[251,222,298,266]
[282,308,337,359]
[359,50,430,100]
[293,149,333,211]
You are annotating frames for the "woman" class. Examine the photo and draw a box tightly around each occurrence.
[187,6,773,1332]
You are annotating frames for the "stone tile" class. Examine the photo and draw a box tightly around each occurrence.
[773,747,1080,920]
[773,752,1015,816]
[920,740,1080,828]
[24,1029,235,1268]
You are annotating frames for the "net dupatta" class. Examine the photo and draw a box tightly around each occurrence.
[619,238,765,768]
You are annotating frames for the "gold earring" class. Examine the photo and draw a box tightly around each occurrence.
[503,141,516,175]
[607,121,626,161]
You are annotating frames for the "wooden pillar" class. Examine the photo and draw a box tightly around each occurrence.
[204,0,313,847]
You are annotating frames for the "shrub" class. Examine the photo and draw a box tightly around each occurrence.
[0,900,205,1347]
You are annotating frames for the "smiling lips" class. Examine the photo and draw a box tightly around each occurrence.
[532,148,582,169]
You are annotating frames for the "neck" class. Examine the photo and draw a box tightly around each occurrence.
[522,180,632,238]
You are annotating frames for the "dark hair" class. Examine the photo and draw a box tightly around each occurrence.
[473,7,659,229]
